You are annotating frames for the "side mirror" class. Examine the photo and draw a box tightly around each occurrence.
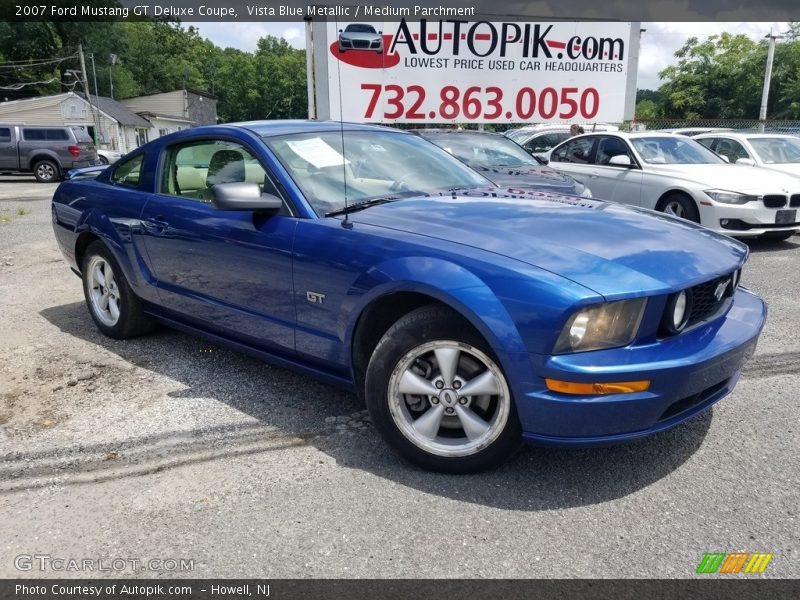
[338,29,343,33]
[379,31,383,34]
[211,182,282,212]
[718,155,730,163]
[736,158,756,166]
[608,154,633,167]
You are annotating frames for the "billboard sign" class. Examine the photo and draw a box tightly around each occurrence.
[315,19,640,124]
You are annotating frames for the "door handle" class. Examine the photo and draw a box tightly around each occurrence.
[145,216,169,233]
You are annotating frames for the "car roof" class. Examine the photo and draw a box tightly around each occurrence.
[692,132,799,139]
[219,120,404,138]
[414,129,501,137]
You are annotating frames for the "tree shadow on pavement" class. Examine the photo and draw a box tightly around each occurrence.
[37,301,713,511]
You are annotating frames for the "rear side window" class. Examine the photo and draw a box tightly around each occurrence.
[22,128,70,141]
[0,127,10,142]
[551,137,595,164]
[111,154,144,188]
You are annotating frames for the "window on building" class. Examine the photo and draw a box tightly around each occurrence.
[135,128,149,147]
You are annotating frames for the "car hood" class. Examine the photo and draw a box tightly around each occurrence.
[644,163,800,193]
[474,164,583,194]
[341,32,380,40]
[761,163,800,178]
[348,189,747,299]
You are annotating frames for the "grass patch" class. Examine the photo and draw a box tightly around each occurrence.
[16,207,29,216]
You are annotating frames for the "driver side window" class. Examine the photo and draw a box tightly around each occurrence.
[160,139,278,203]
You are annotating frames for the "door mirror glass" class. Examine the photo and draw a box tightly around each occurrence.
[211,182,283,212]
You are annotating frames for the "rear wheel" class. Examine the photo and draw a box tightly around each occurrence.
[33,159,59,183]
[98,155,109,165]
[365,306,522,473]
[659,193,700,223]
[81,241,154,339]
[759,231,795,242]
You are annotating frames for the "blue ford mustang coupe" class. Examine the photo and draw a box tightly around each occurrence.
[52,121,766,473]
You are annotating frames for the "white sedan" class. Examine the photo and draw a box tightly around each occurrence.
[693,132,800,179]
[546,132,800,241]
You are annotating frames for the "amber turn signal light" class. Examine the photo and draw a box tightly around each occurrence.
[545,378,651,395]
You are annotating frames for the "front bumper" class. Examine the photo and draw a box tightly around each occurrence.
[517,287,766,446]
[699,200,800,237]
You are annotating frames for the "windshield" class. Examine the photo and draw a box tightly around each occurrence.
[345,24,376,33]
[631,136,726,165]
[425,133,538,168]
[747,137,800,164]
[266,130,491,216]
[504,129,534,142]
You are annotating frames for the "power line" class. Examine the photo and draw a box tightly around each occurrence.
[0,55,79,70]
[0,78,58,91]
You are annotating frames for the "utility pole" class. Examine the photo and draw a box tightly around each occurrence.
[759,30,783,132]
[89,53,99,101]
[78,44,100,143]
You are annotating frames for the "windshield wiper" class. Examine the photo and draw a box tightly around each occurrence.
[326,196,404,217]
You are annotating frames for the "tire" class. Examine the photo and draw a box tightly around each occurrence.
[365,305,523,473]
[759,231,795,242]
[33,159,60,183]
[81,240,154,339]
[659,193,700,223]
[98,155,109,165]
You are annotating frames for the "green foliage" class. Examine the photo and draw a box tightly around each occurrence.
[652,27,800,119]
[0,21,308,122]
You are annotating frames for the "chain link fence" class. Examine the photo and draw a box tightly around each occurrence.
[628,119,800,135]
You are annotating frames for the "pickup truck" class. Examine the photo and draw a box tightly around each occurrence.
[0,124,99,183]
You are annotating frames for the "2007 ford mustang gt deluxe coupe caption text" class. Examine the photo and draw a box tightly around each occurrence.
[52,121,767,473]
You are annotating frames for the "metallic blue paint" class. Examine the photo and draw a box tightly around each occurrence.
[51,121,767,447]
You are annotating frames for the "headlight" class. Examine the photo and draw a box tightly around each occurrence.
[553,298,647,354]
[704,189,759,204]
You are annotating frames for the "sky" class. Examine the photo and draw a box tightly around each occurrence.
[186,21,789,91]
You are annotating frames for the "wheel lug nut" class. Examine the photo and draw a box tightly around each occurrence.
[435,381,444,389]
[458,397,467,405]
[453,381,461,389]
[431,397,439,404]
[445,407,455,415]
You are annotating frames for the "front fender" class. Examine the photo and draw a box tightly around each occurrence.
[342,256,530,357]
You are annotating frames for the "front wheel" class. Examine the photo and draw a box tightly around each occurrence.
[81,240,154,339]
[365,306,522,473]
[659,193,700,223]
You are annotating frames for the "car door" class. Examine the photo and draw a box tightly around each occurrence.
[0,126,18,169]
[585,136,644,206]
[138,136,297,352]
[547,136,597,185]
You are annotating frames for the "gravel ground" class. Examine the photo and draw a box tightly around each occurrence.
[0,175,797,579]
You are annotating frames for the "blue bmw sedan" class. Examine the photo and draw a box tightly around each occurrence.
[52,121,766,473]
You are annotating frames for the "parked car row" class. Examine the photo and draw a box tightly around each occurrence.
[52,120,768,473]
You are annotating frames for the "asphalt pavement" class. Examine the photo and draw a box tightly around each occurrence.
[0,175,797,578]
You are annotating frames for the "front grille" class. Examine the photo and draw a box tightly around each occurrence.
[686,274,735,326]
[790,194,800,208]
[763,194,787,208]
[352,40,370,48]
